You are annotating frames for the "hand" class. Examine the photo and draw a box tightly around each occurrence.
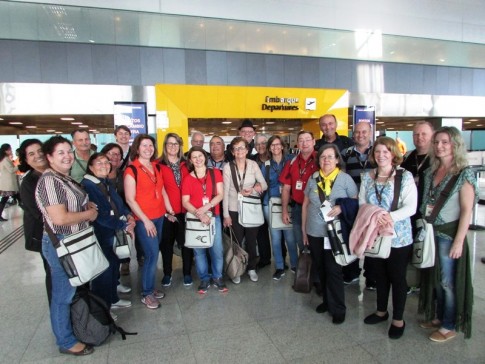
[241,188,252,197]
[143,219,157,237]
[86,202,98,222]
[302,232,309,246]
[282,211,291,225]
[326,205,342,218]
[166,214,177,223]
[253,183,263,195]
[377,212,393,226]
[224,216,232,227]
[200,213,211,225]
[449,241,463,259]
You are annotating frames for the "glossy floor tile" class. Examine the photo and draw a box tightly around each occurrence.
[1,204,485,364]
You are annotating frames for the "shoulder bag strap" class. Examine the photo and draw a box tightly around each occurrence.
[390,169,403,212]
[96,182,120,218]
[427,170,462,224]
[229,162,240,193]
[261,161,270,200]
[43,220,61,249]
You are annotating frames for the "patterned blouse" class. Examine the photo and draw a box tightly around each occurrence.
[359,167,417,248]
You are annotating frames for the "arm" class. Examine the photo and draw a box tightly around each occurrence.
[19,174,42,220]
[281,184,292,224]
[222,165,231,225]
[252,162,268,194]
[449,181,475,259]
[161,187,174,215]
[389,173,418,222]
[301,194,309,246]
[45,203,97,226]
[124,173,157,237]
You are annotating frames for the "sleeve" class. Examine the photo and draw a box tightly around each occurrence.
[19,174,42,220]
[253,161,268,191]
[222,164,232,218]
[82,181,126,230]
[344,173,359,197]
[358,173,369,206]
[390,171,418,222]
[278,159,292,185]
[181,175,191,197]
[38,175,67,207]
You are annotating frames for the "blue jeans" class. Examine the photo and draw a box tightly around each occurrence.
[135,217,164,296]
[436,235,457,330]
[41,233,78,350]
[91,243,119,308]
[263,205,298,270]
[291,203,304,252]
[194,218,223,282]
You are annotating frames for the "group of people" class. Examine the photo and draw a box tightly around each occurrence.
[18,116,477,355]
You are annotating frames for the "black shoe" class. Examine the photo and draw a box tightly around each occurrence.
[482,257,485,264]
[0,217,7,222]
[272,269,285,281]
[316,303,328,314]
[343,277,359,285]
[364,312,389,324]
[332,313,346,325]
[388,321,405,339]
[365,279,376,291]
[284,264,289,270]
[313,282,323,296]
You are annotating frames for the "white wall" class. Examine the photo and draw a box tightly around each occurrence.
[8,0,485,44]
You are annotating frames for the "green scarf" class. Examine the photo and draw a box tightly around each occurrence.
[418,220,474,338]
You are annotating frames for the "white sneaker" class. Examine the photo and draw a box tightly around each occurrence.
[117,284,132,293]
[111,299,132,308]
[232,276,241,284]
[248,270,258,282]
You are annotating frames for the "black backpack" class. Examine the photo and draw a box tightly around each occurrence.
[71,288,137,346]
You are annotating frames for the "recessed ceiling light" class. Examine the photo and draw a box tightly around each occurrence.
[387,127,395,130]
[222,121,232,124]
[9,122,23,125]
[407,124,413,127]
[79,125,89,128]
[464,121,471,124]
[61,117,75,121]
[469,119,478,121]
[376,121,384,124]
[266,121,275,125]
[88,129,97,132]
[477,124,483,127]
[288,128,295,130]
[47,129,56,133]
[25,126,37,129]
[0,118,3,121]
[71,122,82,125]
[54,131,63,134]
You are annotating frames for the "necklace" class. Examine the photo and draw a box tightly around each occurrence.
[374,167,395,207]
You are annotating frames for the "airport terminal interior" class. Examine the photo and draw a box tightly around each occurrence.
[1,0,485,363]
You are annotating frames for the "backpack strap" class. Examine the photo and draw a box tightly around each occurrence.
[390,169,403,212]
[229,162,240,193]
[426,169,463,224]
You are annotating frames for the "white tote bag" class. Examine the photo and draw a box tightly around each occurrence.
[238,194,264,228]
[56,226,109,287]
[269,197,292,230]
[411,218,435,268]
[364,235,392,259]
[185,212,215,248]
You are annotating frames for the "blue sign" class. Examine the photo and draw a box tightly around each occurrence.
[353,105,375,141]
[114,102,147,142]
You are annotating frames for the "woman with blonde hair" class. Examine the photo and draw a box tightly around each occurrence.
[419,126,477,342]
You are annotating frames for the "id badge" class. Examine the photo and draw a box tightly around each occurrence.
[295,180,303,190]
[202,196,209,205]
[110,210,115,216]
[237,192,244,201]
[320,200,334,222]
[425,204,434,217]
[279,185,282,194]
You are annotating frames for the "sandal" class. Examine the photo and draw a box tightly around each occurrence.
[429,330,456,343]
[59,344,94,356]
[419,320,440,329]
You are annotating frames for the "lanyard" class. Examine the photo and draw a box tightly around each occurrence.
[139,164,159,199]
[209,156,224,170]
[270,159,283,175]
[234,161,247,191]
[374,167,395,207]
[415,153,429,173]
[298,155,313,179]
[193,168,208,196]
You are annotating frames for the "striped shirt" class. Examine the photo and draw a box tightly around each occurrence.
[341,145,374,187]
[35,169,90,235]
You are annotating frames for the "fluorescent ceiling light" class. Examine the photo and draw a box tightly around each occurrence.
[61,117,75,121]
[9,122,23,125]
[25,126,37,128]
[71,122,82,125]
[79,125,89,128]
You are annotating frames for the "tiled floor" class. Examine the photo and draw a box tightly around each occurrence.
[1,204,485,364]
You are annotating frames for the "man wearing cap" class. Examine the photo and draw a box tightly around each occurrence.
[226,119,256,161]
[314,114,354,152]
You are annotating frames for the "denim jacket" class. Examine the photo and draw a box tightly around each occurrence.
[260,154,294,205]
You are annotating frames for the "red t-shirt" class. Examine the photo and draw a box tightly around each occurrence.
[124,159,166,220]
[158,160,189,214]
[278,151,318,204]
[181,168,222,216]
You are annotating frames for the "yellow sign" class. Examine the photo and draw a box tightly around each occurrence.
[155,84,349,151]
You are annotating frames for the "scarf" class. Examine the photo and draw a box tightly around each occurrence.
[317,167,340,196]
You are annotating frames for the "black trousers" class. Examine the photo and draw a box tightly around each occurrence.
[229,211,259,270]
[308,235,346,316]
[342,259,361,281]
[159,213,193,276]
[369,244,412,320]
[257,220,271,265]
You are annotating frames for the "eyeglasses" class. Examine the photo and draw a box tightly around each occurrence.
[107,152,121,157]
[255,142,267,147]
[270,143,282,148]
[233,147,247,152]
[94,161,111,166]
[320,155,336,160]
[166,142,179,147]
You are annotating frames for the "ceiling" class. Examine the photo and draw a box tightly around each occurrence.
[1,114,485,137]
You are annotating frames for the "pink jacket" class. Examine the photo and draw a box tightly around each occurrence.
[350,204,394,258]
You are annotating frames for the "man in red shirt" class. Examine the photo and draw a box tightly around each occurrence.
[279,131,318,251]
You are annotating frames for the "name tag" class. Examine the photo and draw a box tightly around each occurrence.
[425,204,434,217]
[295,180,303,190]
